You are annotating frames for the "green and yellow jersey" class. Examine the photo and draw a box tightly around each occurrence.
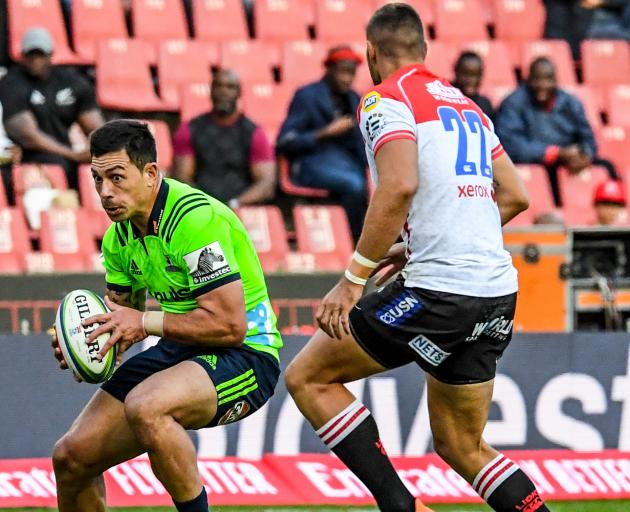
[100,178,282,361]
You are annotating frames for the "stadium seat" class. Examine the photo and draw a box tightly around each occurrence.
[219,40,277,85]
[7,0,87,64]
[514,164,556,221]
[434,0,488,42]
[562,84,602,129]
[78,165,111,240]
[424,40,459,79]
[606,85,630,127]
[597,125,630,172]
[191,0,248,41]
[254,0,310,41]
[521,40,576,86]
[96,39,168,111]
[558,166,609,226]
[314,0,370,43]
[242,83,294,143]
[486,85,513,109]
[131,0,189,44]
[140,120,174,171]
[0,208,30,273]
[278,156,330,198]
[179,83,212,122]
[235,206,290,272]
[39,208,98,271]
[0,175,8,208]
[157,40,212,109]
[293,205,353,271]
[72,0,128,62]
[281,41,327,87]
[581,40,630,89]
[461,41,516,89]
[493,0,544,42]
[12,164,68,210]
[374,0,435,28]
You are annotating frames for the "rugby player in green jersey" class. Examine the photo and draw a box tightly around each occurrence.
[50,120,283,512]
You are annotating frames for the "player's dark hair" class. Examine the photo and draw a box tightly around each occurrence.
[455,51,483,69]
[89,119,157,171]
[528,56,556,77]
[367,3,425,58]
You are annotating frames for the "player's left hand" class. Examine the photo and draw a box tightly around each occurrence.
[316,277,364,340]
[83,295,145,364]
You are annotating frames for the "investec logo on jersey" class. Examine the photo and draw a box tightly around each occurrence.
[426,80,468,105]
[376,292,422,325]
[184,241,231,284]
[466,316,514,342]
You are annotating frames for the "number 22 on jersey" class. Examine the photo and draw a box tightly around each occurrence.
[438,106,492,179]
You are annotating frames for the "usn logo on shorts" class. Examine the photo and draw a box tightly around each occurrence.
[408,335,450,367]
[184,241,231,284]
[376,292,422,325]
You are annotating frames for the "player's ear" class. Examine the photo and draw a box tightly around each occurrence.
[366,41,376,63]
[142,162,159,186]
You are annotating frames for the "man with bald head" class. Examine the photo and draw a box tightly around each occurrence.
[172,69,275,209]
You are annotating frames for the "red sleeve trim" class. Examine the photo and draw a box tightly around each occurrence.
[491,144,505,161]
[373,130,416,156]
[543,145,560,165]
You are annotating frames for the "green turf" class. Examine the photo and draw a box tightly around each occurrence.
[2,501,629,511]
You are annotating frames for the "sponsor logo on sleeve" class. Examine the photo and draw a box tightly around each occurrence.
[362,91,381,112]
[408,335,450,366]
[183,241,231,284]
[365,112,385,143]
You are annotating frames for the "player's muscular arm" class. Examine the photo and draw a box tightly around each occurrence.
[492,152,529,225]
[355,139,419,262]
[106,288,146,311]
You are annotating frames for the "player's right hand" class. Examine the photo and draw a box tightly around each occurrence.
[325,115,355,137]
[49,325,83,382]
[373,242,408,285]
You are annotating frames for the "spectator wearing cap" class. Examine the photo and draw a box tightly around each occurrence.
[277,45,368,242]
[172,69,276,209]
[496,57,617,206]
[593,179,627,225]
[0,27,104,190]
[452,51,494,121]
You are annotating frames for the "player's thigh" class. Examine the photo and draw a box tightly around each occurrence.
[286,328,387,388]
[55,389,144,471]
[124,360,217,430]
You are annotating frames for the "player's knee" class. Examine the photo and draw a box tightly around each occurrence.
[283,361,306,397]
[124,391,160,433]
[52,435,90,480]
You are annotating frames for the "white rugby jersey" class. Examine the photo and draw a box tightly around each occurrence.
[358,64,517,297]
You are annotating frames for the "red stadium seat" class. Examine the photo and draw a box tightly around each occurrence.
[191,0,248,41]
[12,164,68,210]
[131,0,188,44]
[493,0,544,42]
[314,0,370,43]
[562,84,602,129]
[96,39,168,111]
[141,120,174,171]
[424,40,459,79]
[606,85,630,127]
[39,208,98,271]
[293,205,353,271]
[374,0,435,27]
[219,40,277,85]
[78,165,111,240]
[179,83,212,122]
[559,166,609,226]
[7,0,87,64]
[235,206,290,272]
[254,0,310,41]
[279,156,330,198]
[242,83,294,142]
[281,41,327,87]
[157,40,212,109]
[581,40,630,89]
[72,0,128,62]
[461,41,516,89]
[597,125,630,171]
[0,175,8,208]
[434,0,488,42]
[514,164,556,221]
[521,40,576,86]
[486,85,513,108]
[0,208,30,273]
[353,62,375,95]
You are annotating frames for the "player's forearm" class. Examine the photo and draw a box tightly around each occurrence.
[162,308,246,347]
[106,288,146,311]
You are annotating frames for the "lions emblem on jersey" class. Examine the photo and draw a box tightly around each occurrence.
[362,91,381,112]
[184,241,231,284]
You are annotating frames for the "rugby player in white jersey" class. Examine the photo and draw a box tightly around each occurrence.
[285,4,548,512]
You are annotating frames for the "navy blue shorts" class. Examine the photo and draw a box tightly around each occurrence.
[101,340,280,427]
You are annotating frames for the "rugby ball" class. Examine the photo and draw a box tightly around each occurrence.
[55,289,116,384]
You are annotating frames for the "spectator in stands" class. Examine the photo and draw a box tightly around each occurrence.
[172,69,276,209]
[496,57,617,206]
[452,51,494,120]
[277,45,368,242]
[593,179,628,225]
[0,99,21,204]
[0,27,104,191]
[583,0,630,41]
[543,0,591,58]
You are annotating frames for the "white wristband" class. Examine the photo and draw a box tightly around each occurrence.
[353,250,379,269]
[142,311,165,337]
[344,269,368,286]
